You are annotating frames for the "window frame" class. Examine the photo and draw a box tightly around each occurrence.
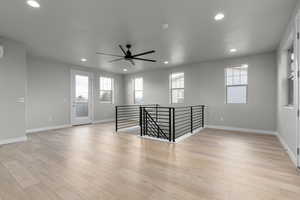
[170,72,185,104]
[133,77,144,104]
[225,65,248,104]
[287,44,295,106]
[99,76,114,104]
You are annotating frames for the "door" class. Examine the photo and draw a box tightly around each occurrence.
[71,70,93,125]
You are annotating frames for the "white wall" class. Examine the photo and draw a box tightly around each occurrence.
[26,56,124,130]
[0,38,27,143]
[276,1,300,164]
[125,52,277,132]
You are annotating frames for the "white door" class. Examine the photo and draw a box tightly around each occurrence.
[71,70,93,125]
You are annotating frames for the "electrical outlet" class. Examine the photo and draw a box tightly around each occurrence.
[220,117,224,121]
[49,116,53,122]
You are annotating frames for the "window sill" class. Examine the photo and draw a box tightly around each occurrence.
[283,105,295,110]
[100,102,114,104]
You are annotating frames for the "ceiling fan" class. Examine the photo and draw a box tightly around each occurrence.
[96,44,156,66]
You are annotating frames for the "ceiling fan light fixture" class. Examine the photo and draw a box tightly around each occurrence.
[81,58,87,62]
[27,0,40,8]
[230,48,237,53]
[164,61,169,64]
[123,69,128,72]
[214,13,225,21]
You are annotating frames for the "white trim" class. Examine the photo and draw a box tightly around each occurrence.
[92,119,114,124]
[26,124,72,134]
[0,136,27,146]
[277,134,298,167]
[205,125,277,135]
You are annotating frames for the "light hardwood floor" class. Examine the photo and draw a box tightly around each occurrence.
[0,123,299,200]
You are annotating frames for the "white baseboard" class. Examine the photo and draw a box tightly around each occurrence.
[0,136,28,146]
[26,119,114,134]
[92,119,114,124]
[26,124,72,134]
[205,125,277,135]
[277,134,298,167]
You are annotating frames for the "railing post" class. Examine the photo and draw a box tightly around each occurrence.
[140,106,142,136]
[155,104,158,122]
[145,110,148,136]
[115,106,118,132]
[191,106,193,133]
[172,108,175,142]
[143,108,146,136]
[201,105,205,128]
[156,105,159,138]
[168,108,172,142]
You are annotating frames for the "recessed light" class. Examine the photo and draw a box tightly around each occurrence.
[162,24,169,30]
[230,48,237,53]
[81,58,87,62]
[214,13,225,21]
[27,0,40,8]
[164,61,169,64]
[123,69,128,72]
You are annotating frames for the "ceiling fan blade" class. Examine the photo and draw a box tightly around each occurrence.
[129,59,135,66]
[132,50,155,57]
[119,45,127,55]
[96,52,123,57]
[109,58,125,63]
[132,57,157,62]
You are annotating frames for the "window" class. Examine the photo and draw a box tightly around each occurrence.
[134,78,143,104]
[99,77,114,103]
[170,72,184,104]
[287,44,295,106]
[225,65,248,104]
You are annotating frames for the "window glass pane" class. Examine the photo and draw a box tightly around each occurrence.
[172,89,184,104]
[100,77,112,90]
[241,75,247,85]
[75,75,89,117]
[76,75,89,100]
[135,78,143,90]
[134,78,143,104]
[227,76,233,85]
[226,65,248,86]
[171,73,184,89]
[227,86,247,104]
[100,91,112,102]
[135,91,143,104]
[100,77,113,102]
[233,75,241,85]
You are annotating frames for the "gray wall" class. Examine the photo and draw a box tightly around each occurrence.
[276,1,300,158]
[26,56,124,130]
[125,52,277,132]
[0,38,27,141]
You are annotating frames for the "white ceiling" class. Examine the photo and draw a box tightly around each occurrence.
[0,0,297,73]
